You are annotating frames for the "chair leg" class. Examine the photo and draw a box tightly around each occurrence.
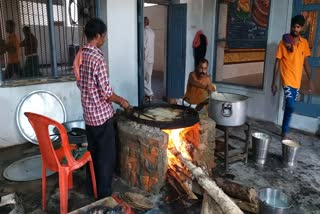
[68,172,73,189]
[42,164,47,210]
[89,160,98,199]
[59,171,69,214]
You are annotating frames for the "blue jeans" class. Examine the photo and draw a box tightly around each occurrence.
[282,86,299,136]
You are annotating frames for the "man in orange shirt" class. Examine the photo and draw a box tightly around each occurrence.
[272,15,313,140]
[1,20,20,79]
[178,58,216,113]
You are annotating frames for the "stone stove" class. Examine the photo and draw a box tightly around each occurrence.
[116,115,216,194]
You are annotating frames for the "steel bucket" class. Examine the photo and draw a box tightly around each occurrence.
[252,132,270,165]
[282,140,300,167]
[258,188,292,214]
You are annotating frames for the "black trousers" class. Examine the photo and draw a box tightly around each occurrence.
[86,117,116,199]
[4,63,20,79]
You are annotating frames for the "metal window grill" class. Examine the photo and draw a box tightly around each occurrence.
[0,0,96,82]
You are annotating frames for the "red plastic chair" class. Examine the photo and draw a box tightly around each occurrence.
[24,112,97,214]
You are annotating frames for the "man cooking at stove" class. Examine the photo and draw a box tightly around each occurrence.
[76,18,130,199]
[178,58,216,112]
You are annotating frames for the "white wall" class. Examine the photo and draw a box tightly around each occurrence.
[105,0,138,107]
[184,0,215,87]
[0,82,82,148]
[144,5,167,72]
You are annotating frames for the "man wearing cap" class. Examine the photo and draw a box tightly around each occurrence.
[272,15,313,140]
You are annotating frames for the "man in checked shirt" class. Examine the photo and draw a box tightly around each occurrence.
[77,18,130,198]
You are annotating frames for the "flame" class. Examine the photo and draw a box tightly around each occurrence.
[163,124,199,171]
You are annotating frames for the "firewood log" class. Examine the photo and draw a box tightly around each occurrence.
[215,177,258,204]
[201,192,224,214]
[231,198,259,214]
[170,148,244,214]
[167,168,198,200]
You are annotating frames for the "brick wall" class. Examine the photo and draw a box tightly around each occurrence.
[116,115,216,194]
[117,118,168,193]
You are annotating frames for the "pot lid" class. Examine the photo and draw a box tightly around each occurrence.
[16,90,67,145]
[3,155,55,181]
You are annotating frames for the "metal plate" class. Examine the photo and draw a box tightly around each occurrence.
[3,155,55,182]
[16,90,67,145]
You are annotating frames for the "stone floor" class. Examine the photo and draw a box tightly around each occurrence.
[215,119,320,214]
[0,119,319,214]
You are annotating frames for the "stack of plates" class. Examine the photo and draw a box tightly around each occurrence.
[118,192,154,211]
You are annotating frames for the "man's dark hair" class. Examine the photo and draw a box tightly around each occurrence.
[84,18,107,41]
[198,58,209,66]
[291,15,305,27]
[23,26,30,33]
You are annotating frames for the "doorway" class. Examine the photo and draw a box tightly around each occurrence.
[292,0,320,118]
[137,1,187,105]
[144,2,168,102]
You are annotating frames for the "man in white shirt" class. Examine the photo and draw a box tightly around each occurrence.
[144,17,155,101]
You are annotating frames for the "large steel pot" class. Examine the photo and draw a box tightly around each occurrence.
[208,92,248,126]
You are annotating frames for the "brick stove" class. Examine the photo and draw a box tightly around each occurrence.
[116,115,216,194]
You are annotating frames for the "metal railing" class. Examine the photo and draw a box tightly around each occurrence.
[0,0,96,84]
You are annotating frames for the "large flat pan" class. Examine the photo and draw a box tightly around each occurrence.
[16,90,67,145]
[127,103,199,129]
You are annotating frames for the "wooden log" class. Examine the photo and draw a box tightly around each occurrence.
[171,148,244,214]
[231,198,259,214]
[167,174,184,195]
[201,192,224,214]
[167,169,198,200]
[215,177,258,204]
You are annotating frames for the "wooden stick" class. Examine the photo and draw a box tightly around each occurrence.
[170,148,244,214]
[215,177,258,204]
[201,192,224,214]
[231,198,259,214]
[167,174,184,195]
[167,169,198,200]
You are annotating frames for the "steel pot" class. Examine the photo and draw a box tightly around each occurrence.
[258,188,293,214]
[52,120,87,145]
[208,92,248,126]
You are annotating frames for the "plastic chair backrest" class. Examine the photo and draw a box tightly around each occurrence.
[24,112,77,171]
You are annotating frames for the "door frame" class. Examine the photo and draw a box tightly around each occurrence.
[137,1,187,103]
[276,0,320,133]
[137,0,145,106]
[292,1,320,118]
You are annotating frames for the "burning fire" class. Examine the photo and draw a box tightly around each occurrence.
[163,124,199,171]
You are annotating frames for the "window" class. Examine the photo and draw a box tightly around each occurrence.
[215,0,271,89]
[0,0,96,83]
